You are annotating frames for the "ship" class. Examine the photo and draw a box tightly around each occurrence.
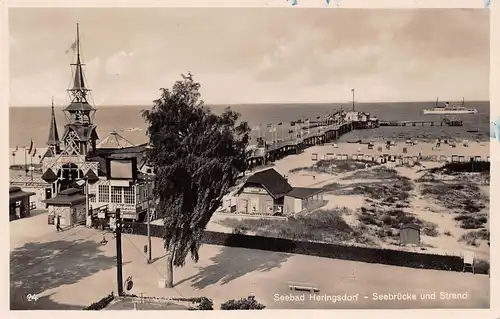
[422,98,478,115]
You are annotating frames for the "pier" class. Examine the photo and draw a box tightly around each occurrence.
[379,118,463,127]
[247,120,356,168]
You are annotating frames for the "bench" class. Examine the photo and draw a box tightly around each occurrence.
[288,282,320,293]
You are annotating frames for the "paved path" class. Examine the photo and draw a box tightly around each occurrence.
[10,223,489,310]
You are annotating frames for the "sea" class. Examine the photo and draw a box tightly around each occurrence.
[9,101,490,148]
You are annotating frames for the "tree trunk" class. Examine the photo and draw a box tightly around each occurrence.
[165,246,174,288]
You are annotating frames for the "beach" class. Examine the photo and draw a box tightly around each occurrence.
[216,139,490,262]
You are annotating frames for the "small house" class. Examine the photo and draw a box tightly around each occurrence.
[9,186,36,221]
[234,168,323,216]
[42,188,95,227]
[400,223,421,246]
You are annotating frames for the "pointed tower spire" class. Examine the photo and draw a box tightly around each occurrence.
[73,23,86,90]
[47,96,60,147]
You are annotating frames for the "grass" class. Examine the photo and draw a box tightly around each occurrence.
[420,182,487,213]
[217,208,373,246]
[453,214,488,229]
[343,167,401,180]
[289,159,379,175]
[358,208,439,238]
[459,229,490,247]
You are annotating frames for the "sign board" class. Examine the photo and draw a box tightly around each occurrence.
[98,212,105,219]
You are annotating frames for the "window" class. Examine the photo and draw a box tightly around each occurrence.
[124,186,135,204]
[111,186,122,204]
[98,185,109,203]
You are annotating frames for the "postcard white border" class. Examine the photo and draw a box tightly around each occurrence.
[1,0,497,318]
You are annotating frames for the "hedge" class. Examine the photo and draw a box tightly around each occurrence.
[122,222,488,274]
[83,292,115,310]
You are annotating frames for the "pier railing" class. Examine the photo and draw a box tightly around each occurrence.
[265,121,352,152]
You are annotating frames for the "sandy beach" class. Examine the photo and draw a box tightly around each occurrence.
[218,140,490,263]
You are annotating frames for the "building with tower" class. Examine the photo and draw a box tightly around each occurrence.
[10,24,154,222]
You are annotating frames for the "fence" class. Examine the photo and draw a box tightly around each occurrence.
[122,222,488,275]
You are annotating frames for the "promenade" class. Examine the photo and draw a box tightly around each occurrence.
[10,213,489,310]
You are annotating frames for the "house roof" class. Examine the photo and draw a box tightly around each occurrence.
[9,186,36,202]
[242,168,293,199]
[42,187,94,206]
[286,187,323,200]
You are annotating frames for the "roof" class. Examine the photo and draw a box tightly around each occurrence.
[89,143,149,176]
[47,104,60,146]
[64,101,95,112]
[97,131,135,149]
[62,125,99,142]
[41,168,58,183]
[9,187,36,202]
[42,187,94,206]
[401,223,421,231]
[241,168,293,199]
[286,187,323,199]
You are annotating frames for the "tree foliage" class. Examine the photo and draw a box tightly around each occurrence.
[220,296,266,310]
[141,73,250,268]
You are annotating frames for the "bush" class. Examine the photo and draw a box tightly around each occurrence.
[83,293,115,310]
[221,296,265,310]
[459,229,490,246]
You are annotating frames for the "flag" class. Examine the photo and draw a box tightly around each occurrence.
[277,122,282,126]
[316,116,321,119]
[65,39,78,54]
[15,145,18,151]
[351,88,354,92]
[32,148,37,157]
[28,139,34,154]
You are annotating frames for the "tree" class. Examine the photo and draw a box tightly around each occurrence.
[220,296,266,310]
[141,73,251,288]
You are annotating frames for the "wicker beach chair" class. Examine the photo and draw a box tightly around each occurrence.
[463,251,475,274]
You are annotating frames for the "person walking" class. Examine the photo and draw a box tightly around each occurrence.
[56,215,62,232]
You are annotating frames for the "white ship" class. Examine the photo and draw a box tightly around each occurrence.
[423,98,478,115]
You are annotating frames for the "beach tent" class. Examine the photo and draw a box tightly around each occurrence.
[311,153,318,161]
[336,154,342,160]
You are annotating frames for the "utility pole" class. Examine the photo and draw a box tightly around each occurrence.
[115,208,124,296]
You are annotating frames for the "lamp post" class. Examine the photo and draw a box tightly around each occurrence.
[144,175,154,264]
[100,208,124,296]
[76,176,90,227]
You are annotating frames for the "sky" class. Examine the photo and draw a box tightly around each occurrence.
[9,8,490,107]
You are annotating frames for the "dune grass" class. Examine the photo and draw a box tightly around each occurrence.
[217,208,373,245]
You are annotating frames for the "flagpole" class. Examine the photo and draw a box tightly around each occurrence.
[352,88,355,112]
[30,153,33,181]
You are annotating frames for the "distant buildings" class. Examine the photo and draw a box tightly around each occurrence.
[223,168,324,216]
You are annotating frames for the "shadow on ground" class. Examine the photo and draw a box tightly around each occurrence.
[10,237,120,310]
[11,293,83,310]
[177,246,290,289]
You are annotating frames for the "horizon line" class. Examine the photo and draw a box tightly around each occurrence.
[9,100,491,108]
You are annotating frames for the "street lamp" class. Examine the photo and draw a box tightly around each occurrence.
[144,175,154,264]
[76,176,90,227]
[100,208,126,296]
